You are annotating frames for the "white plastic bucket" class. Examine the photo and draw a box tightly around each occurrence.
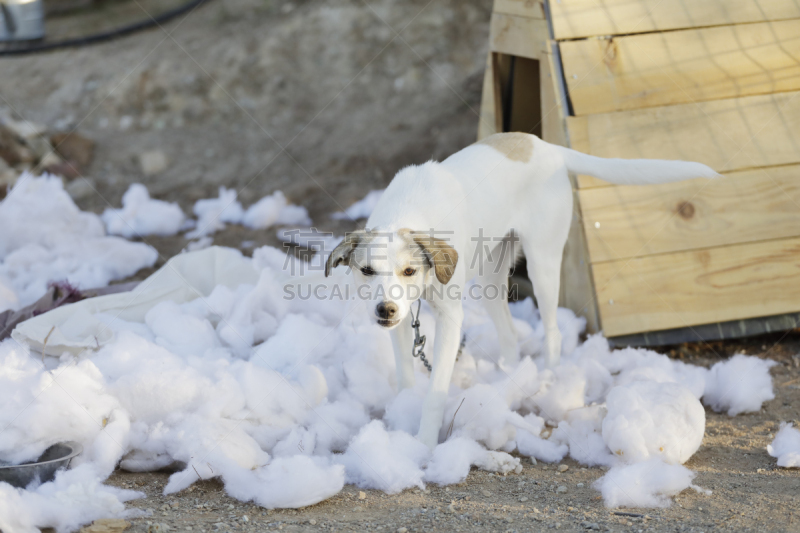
[0,0,45,41]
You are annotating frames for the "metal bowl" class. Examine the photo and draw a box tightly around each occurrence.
[0,441,82,488]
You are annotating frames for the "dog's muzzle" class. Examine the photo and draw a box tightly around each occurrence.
[375,301,399,327]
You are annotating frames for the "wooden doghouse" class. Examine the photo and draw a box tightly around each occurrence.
[479,0,800,345]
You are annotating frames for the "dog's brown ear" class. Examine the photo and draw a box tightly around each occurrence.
[411,232,459,284]
[325,230,365,277]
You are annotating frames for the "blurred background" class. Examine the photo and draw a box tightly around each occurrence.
[0,0,492,261]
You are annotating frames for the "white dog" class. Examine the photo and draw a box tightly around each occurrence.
[325,132,717,449]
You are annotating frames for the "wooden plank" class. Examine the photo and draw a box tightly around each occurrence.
[478,52,499,141]
[561,20,800,116]
[580,90,800,174]
[550,0,800,40]
[580,164,800,262]
[593,237,800,336]
[547,45,601,333]
[489,13,548,60]
[493,0,544,19]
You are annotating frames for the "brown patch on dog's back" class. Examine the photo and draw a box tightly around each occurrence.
[476,132,533,162]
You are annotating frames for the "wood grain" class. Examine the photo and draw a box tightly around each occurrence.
[579,165,800,262]
[560,20,800,115]
[478,52,499,141]
[593,237,800,336]
[579,90,800,175]
[489,13,548,60]
[550,0,800,40]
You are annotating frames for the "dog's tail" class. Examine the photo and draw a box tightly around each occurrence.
[554,145,721,185]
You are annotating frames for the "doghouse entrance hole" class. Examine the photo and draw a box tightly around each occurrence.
[493,54,542,138]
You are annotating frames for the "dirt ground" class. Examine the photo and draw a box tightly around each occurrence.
[1,1,799,532]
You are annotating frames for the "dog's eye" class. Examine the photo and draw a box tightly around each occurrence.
[360,266,375,276]
[403,267,416,277]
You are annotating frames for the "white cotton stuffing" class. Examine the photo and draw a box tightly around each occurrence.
[551,405,615,467]
[330,189,384,220]
[337,421,429,493]
[0,206,783,529]
[703,354,776,416]
[241,190,312,229]
[767,422,800,468]
[602,381,705,465]
[0,464,144,533]
[102,184,185,237]
[0,174,157,312]
[515,429,568,463]
[187,189,312,239]
[424,437,521,485]
[186,187,244,238]
[594,459,703,508]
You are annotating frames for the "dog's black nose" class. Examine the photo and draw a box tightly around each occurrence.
[376,301,398,320]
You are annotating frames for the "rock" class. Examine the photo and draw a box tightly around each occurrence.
[358,491,366,500]
[556,485,567,494]
[397,528,408,533]
[50,132,95,168]
[139,149,169,176]
[308,519,316,525]
[529,456,537,465]
[66,177,96,201]
[482,490,492,497]
[519,496,528,502]
[0,125,34,166]
[577,483,584,488]
[42,159,81,180]
[558,465,569,473]
[79,519,131,533]
[147,524,169,533]
[581,522,600,530]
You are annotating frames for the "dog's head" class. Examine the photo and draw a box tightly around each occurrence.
[324,228,458,328]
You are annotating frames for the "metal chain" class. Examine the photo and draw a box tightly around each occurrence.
[410,300,467,372]
[410,300,432,372]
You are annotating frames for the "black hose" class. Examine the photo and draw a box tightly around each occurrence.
[0,0,210,57]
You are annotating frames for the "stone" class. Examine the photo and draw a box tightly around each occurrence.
[558,465,569,473]
[529,457,537,465]
[0,125,34,166]
[66,177,96,201]
[358,491,367,500]
[577,483,584,488]
[50,132,95,168]
[482,490,492,497]
[139,149,169,176]
[79,519,131,533]
[556,486,567,494]
[147,525,169,533]
[519,496,528,502]
[397,528,408,533]
[309,519,316,525]
[581,522,600,530]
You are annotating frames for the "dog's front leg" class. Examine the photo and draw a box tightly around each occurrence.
[416,301,464,450]
[390,312,416,390]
